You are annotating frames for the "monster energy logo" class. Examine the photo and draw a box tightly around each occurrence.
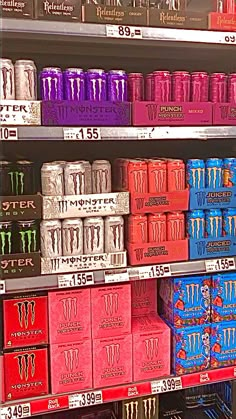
[19,229,37,253]
[0,231,12,255]
[8,171,24,195]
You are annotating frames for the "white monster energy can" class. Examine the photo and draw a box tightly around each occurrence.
[105,216,124,253]
[40,219,62,257]
[83,216,104,255]
[62,218,83,256]
[64,161,92,195]
[14,59,37,100]
[41,162,64,196]
[92,160,112,194]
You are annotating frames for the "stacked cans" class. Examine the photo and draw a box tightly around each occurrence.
[187,208,236,239]
[0,160,36,196]
[0,220,39,255]
[0,58,37,100]
[40,216,124,257]
[41,160,112,196]
[187,157,236,189]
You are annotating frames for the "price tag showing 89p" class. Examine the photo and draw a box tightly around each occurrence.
[106,25,142,39]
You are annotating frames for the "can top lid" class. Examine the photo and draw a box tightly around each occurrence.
[17,220,36,225]
[92,160,111,165]
[108,70,126,75]
[87,69,105,74]
[42,67,62,72]
[128,73,143,77]
[152,70,171,75]
[65,68,84,73]
[210,72,226,76]
[42,162,63,169]
[0,221,12,225]
[15,60,36,65]
[191,71,208,76]
[0,160,11,165]
[16,160,33,165]
[0,58,13,64]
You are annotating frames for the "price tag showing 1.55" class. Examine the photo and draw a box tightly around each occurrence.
[64,128,101,141]
[138,264,171,280]
[0,403,31,419]
[205,258,235,273]
[58,272,94,288]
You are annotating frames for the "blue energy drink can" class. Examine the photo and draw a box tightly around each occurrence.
[223,208,236,236]
[223,158,236,187]
[205,158,223,188]
[187,210,205,239]
[186,159,205,189]
[205,209,222,238]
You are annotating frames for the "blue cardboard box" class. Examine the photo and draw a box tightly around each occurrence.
[211,321,236,368]
[189,236,236,260]
[189,187,236,210]
[212,273,236,322]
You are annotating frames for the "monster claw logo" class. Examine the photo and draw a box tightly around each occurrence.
[146,104,158,121]
[189,218,204,240]
[110,224,123,250]
[190,168,204,189]
[223,327,236,347]
[135,198,145,211]
[186,284,199,304]
[135,248,144,262]
[196,241,206,256]
[51,258,60,271]
[24,69,35,98]
[143,397,156,419]
[19,225,37,253]
[149,220,166,242]
[69,172,85,195]
[196,191,206,207]
[91,79,105,101]
[8,170,24,195]
[15,300,36,329]
[103,293,118,316]
[131,170,147,193]
[188,332,201,353]
[0,229,12,255]
[144,338,159,360]
[60,297,77,321]
[69,77,81,100]
[224,280,236,301]
[114,79,125,101]
[124,401,139,419]
[168,219,183,241]
[151,169,166,192]
[133,280,146,297]
[84,225,101,252]
[63,348,79,372]
[104,343,120,366]
[15,353,36,381]
[170,168,185,191]
[2,66,13,99]
[48,228,61,254]
[58,200,68,213]
[63,226,81,254]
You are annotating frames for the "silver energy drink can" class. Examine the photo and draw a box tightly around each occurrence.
[40,219,62,257]
[64,161,92,195]
[41,162,64,196]
[92,160,112,194]
[105,216,124,253]
[62,218,83,256]
[83,216,104,254]
[14,59,37,100]
[0,58,15,100]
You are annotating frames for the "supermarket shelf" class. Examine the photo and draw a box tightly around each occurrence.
[1,366,235,417]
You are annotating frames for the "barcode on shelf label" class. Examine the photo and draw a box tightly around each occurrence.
[58,272,94,288]
[106,25,142,39]
[205,258,235,273]
[64,128,101,141]
[0,280,5,294]
[0,403,31,419]
[69,391,103,409]
[109,252,126,266]
[139,264,171,280]
[151,377,182,394]
[105,269,129,283]
[0,127,18,141]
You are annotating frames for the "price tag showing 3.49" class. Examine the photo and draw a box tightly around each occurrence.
[69,391,103,409]
[64,128,101,141]
[58,272,94,288]
[205,258,235,273]
[151,377,182,394]
[139,264,171,280]
[106,25,142,39]
[0,403,31,419]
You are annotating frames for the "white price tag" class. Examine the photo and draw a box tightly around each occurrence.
[205,258,236,273]
[69,391,103,409]
[105,269,129,283]
[138,264,171,280]
[106,25,142,39]
[64,128,101,141]
[137,128,155,139]
[222,34,236,44]
[151,377,182,394]
[0,127,18,141]
[0,280,5,294]
[58,272,94,288]
[0,403,31,419]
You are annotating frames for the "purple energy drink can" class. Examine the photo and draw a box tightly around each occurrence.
[63,68,86,101]
[86,69,107,101]
[40,67,63,100]
[107,70,128,101]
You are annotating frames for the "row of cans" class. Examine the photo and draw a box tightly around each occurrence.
[0,220,39,255]
[128,212,185,243]
[217,0,236,13]
[40,216,124,257]
[114,158,185,193]
[187,208,236,239]
[1,160,36,196]
[1,58,37,101]
[41,160,111,196]
[187,157,236,189]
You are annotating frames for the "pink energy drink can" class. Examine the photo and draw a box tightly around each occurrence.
[153,71,171,102]
[172,71,191,102]
[210,73,227,103]
[228,73,236,103]
[145,73,154,100]
[191,72,209,102]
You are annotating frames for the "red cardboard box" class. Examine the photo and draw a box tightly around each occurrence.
[209,12,236,31]
[130,190,189,214]
[213,103,236,125]
[131,279,157,317]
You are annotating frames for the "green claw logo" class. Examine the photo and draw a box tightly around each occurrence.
[19,230,37,253]
[0,231,12,255]
[8,171,24,195]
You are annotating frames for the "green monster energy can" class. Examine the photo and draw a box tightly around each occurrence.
[0,161,13,196]
[7,160,35,196]
[0,221,12,255]
[16,220,39,253]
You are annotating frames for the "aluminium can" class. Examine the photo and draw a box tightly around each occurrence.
[167,159,186,192]
[0,221,12,255]
[14,59,37,101]
[187,210,205,239]
[62,218,83,256]
[41,162,64,196]
[86,69,107,101]
[16,220,39,254]
[148,213,167,243]
[191,72,209,102]
[105,215,124,253]
[167,212,185,241]
[172,71,191,102]
[15,160,35,195]
[228,73,236,103]
[92,160,112,194]
[64,161,91,195]
[40,219,62,257]
[145,73,154,101]
[187,159,205,189]
[205,209,222,238]
[209,73,227,103]
[63,68,86,101]
[223,208,236,236]
[128,73,144,102]
[205,158,223,189]
[223,157,236,187]
[83,216,104,254]
[224,0,235,13]
[153,70,171,102]
[0,160,13,196]
[148,159,167,193]
[127,214,148,243]
[0,58,15,100]
[107,70,128,102]
[127,159,148,193]
[40,67,63,100]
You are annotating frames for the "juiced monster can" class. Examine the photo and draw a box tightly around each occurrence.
[0,221,12,255]
[0,58,15,100]
[191,72,209,102]
[86,69,107,101]
[14,60,37,100]
[40,67,63,100]
[210,73,227,103]
[40,219,62,257]
[64,161,91,195]
[105,216,124,253]
[107,70,128,102]
[62,218,83,256]
[63,68,86,101]
[153,71,171,102]
[128,73,144,102]
[92,160,112,194]
[16,220,39,253]
[41,162,64,196]
[172,71,191,102]
[83,216,104,254]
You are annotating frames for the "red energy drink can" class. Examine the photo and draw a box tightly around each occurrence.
[145,73,154,100]
[172,71,190,102]
[128,159,148,193]
[148,213,167,243]
[128,214,148,243]
[114,158,128,191]
[224,0,235,13]
[167,212,185,241]
[210,73,227,103]
[191,72,209,102]
[128,73,144,101]
[153,71,171,102]
[148,159,167,193]
[167,159,186,191]
[228,73,236,103]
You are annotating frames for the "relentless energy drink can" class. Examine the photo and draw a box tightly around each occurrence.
[0,58,15,100]
[63,68,86,101]
[153,70,171,102]
[86,69,107,101]
[167,159,185,191]
[16,220,39,253]
[223,208,236,236]
[206,209,223,238]
[40,67,63,100]
[40,219,62,257]
[41,162,64,196]
[127,214,148,243]
[191,72,209,102]
[148,159,167,193]
[92,160,111,194]
[187,159,205,189]
[83,217,104,254]
[0,160,12,196]
[62,218,83,256]
[105,216,124,253]
[0,221,12,255]
[148,213,167,243]
[205,158,223,188]
[167,212,185,241]
[187,210,205,239]
[107,70,128,102]
[14,59,37,100]
[172,71,191,102]
[223,157,236,187]
[128,73,144,102]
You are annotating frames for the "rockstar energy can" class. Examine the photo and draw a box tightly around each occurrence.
[16,220,39,253]
[62,218,83,256]
[0,221,12,255]
[105,216,124,253]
